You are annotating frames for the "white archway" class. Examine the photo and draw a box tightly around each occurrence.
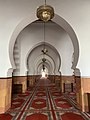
[9,14,79,72]
[27,42,61,75]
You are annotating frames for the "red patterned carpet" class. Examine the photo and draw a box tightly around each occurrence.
[0,78,89,120]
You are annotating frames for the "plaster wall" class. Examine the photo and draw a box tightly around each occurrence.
[0,0,90,77]
[17,22,73,75]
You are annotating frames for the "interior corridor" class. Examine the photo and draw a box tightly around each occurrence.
[0,78,89,120]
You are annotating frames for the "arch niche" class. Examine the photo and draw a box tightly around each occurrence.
[26,42,61,75]
[9,14,80,76]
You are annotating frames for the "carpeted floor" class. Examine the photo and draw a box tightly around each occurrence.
[0,78,89,120]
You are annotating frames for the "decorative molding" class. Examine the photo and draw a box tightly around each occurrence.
[81,76,90,78]
[13,76,27,77]
[0,77,12,79]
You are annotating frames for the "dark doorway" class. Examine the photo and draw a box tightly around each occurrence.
[87,93,90,113]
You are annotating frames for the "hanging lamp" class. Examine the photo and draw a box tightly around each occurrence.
[36,0,54,22]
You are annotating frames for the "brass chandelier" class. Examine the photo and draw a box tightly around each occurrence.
[36,0,54,22]
[36,0,54,72]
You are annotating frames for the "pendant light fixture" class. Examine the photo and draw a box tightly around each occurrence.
[36,0,54,22]
[36,0,54,72]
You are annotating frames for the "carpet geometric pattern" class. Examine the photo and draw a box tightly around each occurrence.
[0,78,89,120]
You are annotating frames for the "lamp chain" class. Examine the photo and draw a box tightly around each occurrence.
[44,21,45,50]
[43,21,46,68]
[45,0,46,5]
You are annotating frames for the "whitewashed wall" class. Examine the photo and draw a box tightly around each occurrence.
[0,0,90,77]
[15,21,73,75]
